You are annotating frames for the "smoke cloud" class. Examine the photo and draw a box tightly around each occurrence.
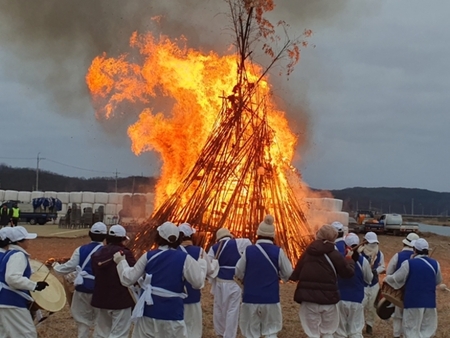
[0,0,376,138]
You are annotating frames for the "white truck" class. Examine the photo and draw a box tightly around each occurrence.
[364,213,418,235]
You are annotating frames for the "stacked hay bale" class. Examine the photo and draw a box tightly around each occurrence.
[303,197,348,232]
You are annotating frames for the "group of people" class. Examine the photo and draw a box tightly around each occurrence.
[0,216,443,338]
[0,203,20,227]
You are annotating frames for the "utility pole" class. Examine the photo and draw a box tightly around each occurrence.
[36,152,43,191]
[411,198,414,215]
[115,169,118,193]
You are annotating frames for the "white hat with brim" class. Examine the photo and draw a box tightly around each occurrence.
[331,221,344,231]
[108,225,129,240]
[11,226,37,242]
[157,222,180,242]
[179,223,196,237]
[0,227,14,242]
[344,233,360,247]
[91,222,107,234]
[402,233,419,247]
[411,238,429,251]
[364,231,379,244]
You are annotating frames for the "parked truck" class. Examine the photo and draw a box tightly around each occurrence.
[2,197,61,225]
[363,213,418,235]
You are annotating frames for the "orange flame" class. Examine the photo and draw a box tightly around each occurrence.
[86,32,298,208]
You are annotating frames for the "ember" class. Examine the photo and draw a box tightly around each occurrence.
[86,0,314,262]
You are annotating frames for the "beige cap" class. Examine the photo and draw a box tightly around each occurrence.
[216,228,232,241]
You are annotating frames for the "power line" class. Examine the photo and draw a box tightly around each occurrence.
[44,158,118,175]
[0,156,35,160]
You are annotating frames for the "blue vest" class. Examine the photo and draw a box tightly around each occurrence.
[335,239,346,256]
[0,251,5,262]
[362,251,381,286]
[243,243,280,304]
[404,257,438,309]
[143,249,187,320]
[211,239,241,280]
[338,255,366,303]
[395,250,413,271]
[75,242,102,293]
[178,245,201,304]
[0,250,32,308]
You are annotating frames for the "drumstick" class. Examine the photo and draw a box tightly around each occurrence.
[98,258,113,266]
[42,270,52,283]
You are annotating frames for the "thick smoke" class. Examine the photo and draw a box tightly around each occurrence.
[0,0,375,139]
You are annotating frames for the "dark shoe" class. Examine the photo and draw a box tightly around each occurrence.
[366,325,373,334]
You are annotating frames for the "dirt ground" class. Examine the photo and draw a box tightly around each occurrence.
[29,233,450,338]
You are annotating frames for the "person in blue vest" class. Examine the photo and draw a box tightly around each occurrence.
[114,221,205,338]
[360,231,385,335]
[208,228,251,338]
[385,238,441,338]
[178,222,217,338]
[385,232,419,338]
[0,226,48,338]
[335,233,373,338]
[235,214,293,338]
[331,221,346,255]
[49,221,107,338]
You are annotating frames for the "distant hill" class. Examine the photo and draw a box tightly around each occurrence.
[0,164,156,193]
[331,187,450,216]
[1,165,449,216]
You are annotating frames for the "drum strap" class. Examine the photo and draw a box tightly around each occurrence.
[0,282,34,302]
[74,244,103,286]
[418,258,437,275]
[256,244,278,275]
[324,254,337,277]
[131,250,187,322]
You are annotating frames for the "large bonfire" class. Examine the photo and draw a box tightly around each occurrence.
[86,0,314,262]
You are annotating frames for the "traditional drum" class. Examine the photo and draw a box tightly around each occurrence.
[30,270,66,313]
[380,281,403,308]
[376,297,395,320]
[30,259,50,274]
[62,271,77,306]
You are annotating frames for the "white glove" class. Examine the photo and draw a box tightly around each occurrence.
[113,251,125,264]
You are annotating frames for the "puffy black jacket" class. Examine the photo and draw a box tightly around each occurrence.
[290,239,355,305]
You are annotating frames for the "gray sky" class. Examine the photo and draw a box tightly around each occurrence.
[0,1,449,192]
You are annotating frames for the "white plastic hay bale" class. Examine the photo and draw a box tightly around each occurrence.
[44,191,57,198]
[69,192,83,204]
[0,190,5,201]
[93,203,105,212]
[31,191,44,200]
[108,193,121,205]
[95,193,109,204]
[60,204,68,214]
[56,192,70,204]
[304,198,324,211]
[146,193,155,205]
[116,204,123,215]
[4,190,18,201]
[82,192,95,204]
[18,191,31,203]
[105,204,117,215]
[325,211,349,226]
[334,199,343,212]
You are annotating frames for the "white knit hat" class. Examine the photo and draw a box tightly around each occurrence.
[257,215,275,238]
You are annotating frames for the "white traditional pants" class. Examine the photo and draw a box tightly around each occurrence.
[392,306,403,337]
[184,302,202,338]
[213,280,241,338]
[334,301,364,338]
[131,316,187,338]
[0,307,37,338]
[71,291,98,338]
[299,302,339,338]
[93,307,132,338]
[362,284,379,327]
[403,308,437,338]
[239,303,282,338]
